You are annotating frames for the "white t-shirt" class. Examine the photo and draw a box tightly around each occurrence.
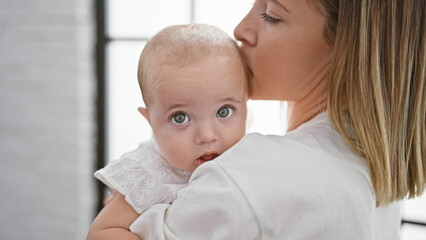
[129,112,401,239]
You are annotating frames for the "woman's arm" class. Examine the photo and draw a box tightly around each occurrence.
[86,193,141,240]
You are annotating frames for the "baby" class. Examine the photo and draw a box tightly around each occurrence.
[87,24,250,239]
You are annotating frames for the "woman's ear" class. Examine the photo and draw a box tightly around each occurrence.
[138,107,150,124]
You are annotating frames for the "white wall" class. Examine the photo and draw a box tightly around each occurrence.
[0,0,96,239]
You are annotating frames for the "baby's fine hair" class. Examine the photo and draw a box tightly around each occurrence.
[137,23,250,105]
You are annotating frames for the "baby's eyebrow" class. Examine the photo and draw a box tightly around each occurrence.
[220,97,242,104]
[164,104,187,113]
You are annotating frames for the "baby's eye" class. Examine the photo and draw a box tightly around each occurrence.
[216,106,234,119]
[171,112,189,125]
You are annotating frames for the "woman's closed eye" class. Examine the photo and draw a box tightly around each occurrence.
[171,112,190,125]
[260,13,280,24]
[216,105,235,119]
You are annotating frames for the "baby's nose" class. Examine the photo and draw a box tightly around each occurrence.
[195,122,219,144]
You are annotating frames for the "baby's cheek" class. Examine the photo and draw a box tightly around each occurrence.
[164,142,192,170]
[226,129,244,149]
[160,141,177,162]
[234,118,247,139]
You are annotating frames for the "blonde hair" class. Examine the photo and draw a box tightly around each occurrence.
[137,24,250,105]
[314,0,425,206]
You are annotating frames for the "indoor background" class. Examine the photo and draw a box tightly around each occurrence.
[0,0,425,239]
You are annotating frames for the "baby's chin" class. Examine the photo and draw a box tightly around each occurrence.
[167,159,197,172]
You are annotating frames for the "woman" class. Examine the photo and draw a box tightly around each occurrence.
[92,0,425,239]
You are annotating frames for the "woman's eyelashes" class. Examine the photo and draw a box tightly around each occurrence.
[260,13,280,24]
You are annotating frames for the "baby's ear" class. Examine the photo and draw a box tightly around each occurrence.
[138,107,150,124]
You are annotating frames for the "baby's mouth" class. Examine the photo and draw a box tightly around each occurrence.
[195,152,219,166]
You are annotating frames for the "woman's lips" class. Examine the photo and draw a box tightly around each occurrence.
[195,152,219,166]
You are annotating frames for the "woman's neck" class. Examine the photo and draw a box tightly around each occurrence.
[286,101,326,132]
[286,76,329,132]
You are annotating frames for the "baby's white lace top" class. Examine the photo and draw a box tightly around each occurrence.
[94,139,192,214]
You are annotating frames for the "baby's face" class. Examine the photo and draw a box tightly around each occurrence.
[145,55,248,171]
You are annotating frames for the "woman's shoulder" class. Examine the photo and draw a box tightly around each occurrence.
[196,112,371,200]
[211,115,371,195]
[191,128,378,238]
[225,119,356,166]
[218,129,369,183]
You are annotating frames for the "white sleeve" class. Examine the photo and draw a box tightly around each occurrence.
[129,161,260,240]
[94,140,191,213]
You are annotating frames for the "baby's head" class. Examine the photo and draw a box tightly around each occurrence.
[137,24,250,171]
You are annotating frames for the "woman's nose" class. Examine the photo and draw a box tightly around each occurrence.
[195,122,219,145]
[234,8,257,47]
